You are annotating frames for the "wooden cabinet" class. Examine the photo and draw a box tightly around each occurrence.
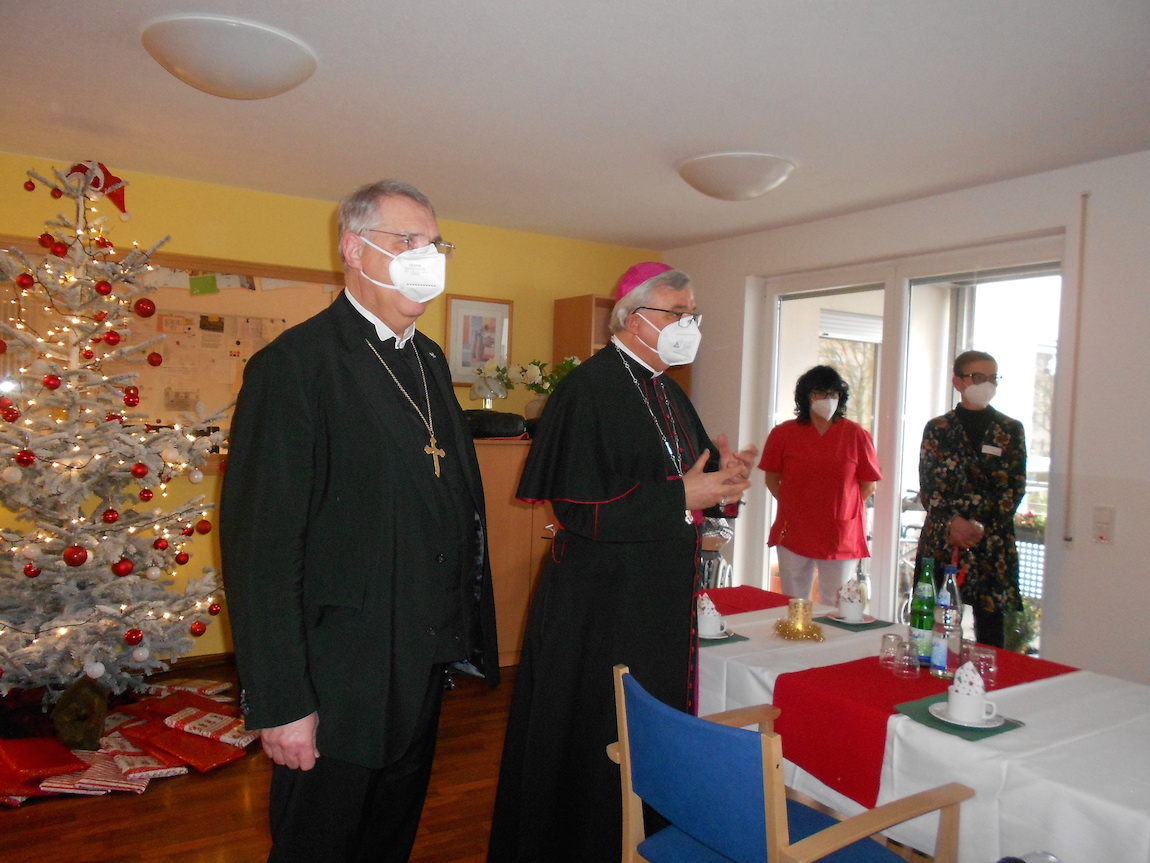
[552,293,692,394]
[475,440,553,667]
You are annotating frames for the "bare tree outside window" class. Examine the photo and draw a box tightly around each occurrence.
[818,337,877,435]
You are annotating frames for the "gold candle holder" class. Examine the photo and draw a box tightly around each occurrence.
[778,597,823,642]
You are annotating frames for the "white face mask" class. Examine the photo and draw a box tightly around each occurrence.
[963,381,997,409]
[359,236,446,304]
[810,396,838,421]
[636,313,702,366]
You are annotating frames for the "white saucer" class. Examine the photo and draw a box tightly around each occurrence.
[928,702,1005,729]
[698,626,735,641]
[827,612,875,624]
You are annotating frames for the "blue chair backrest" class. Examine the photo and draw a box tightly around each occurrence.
[623,673,768,863]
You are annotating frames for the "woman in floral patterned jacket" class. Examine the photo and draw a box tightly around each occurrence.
[916,350,1027,647]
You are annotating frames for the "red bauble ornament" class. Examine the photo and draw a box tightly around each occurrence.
[147,352,163,367]
[2,407,20,422]
[23,563,41,578]
[63,545,88,567]
[82,348,94,360]
[50,188,63,199]
[111,558,134,577]
[208,603,222,616]
[94,280,113,296]
[38,232,53,248]
[24,180,36,192]
[94,311,107,322]
[43,374,62,390]
[181,526,194,537]
[101,508,119,524]
[0,340,6,355]
[50,241,68,257]
[96,236,113,249]
[123,394,140,407]
[190,621,207,637]
[0,397,11,409]
[106,413,123,423]
[153,538,169,550]
[133,298,156,318]
[15,272,35,290]
[175,552,190,565]
[139,488,154,502]
[14,449,35,466]
[130,462,149,478]
[195,519,212,535]
[124,628,144,646]
[103,330,121,346]
[124,386,139,397]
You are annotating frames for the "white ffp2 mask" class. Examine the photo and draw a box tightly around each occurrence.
[636,313,702,366]
[811,397,838,421]
[963,382,997,409]
[359,237,446,304]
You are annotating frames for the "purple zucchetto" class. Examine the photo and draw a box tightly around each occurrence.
[615,262,673,300]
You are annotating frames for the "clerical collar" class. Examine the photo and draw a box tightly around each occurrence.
[345,290,415,347]
[611,335,662,377]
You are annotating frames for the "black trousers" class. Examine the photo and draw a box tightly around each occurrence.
[972,604,1006,649]
[266,667,446,863]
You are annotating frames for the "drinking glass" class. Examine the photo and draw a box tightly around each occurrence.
[878,632,901,668]
[892,640,920,677]
[971,646,999,689]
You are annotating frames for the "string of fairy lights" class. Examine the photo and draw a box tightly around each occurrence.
[0,161,228,695]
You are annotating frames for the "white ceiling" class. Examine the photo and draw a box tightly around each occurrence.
[3,1,1149,250]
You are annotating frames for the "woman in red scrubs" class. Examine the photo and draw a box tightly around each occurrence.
[758,365,882,604]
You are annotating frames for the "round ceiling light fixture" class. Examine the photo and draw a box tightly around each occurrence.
[677,151,796,201]
[142,15,317,100]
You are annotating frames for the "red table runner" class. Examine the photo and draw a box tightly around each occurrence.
[700,586,791,616]
[772,649,1077,807]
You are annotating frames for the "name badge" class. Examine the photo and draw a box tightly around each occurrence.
[982,445,1002,456]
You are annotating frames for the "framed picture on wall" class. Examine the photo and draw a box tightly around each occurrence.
[445,294,513,385]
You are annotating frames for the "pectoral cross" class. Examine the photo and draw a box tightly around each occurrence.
[425,434,446,477]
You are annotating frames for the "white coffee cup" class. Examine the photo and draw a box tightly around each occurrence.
[698,611,724,637]
[838,598,864,622]
[947,686,997,723]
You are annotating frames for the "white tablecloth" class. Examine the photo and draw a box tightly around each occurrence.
[698,606,1150,863]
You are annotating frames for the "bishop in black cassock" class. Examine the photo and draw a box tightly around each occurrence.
[487,264,755,863]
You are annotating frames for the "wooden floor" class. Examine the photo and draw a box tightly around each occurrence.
[0,658,515,863]
[2,658,931,863]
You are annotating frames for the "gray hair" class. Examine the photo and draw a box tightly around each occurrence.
[608,269,692,333]
[337,180,435,262]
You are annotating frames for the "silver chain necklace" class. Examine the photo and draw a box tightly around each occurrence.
[620,352,693,524]
[365,338,446,477]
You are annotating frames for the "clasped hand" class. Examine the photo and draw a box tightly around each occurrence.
[948,515,986,549]
[682,434,757,511]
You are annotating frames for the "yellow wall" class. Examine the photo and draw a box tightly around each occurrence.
[1,149,658,656]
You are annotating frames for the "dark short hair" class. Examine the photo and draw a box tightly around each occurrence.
[953,350,996,378]
[793,365,849,423]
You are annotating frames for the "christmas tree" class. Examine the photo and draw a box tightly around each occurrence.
[0,161,227,703]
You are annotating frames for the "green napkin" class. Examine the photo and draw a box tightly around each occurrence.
[896,692,1024,740]
[814,615,892,632]
[698,632,750,647]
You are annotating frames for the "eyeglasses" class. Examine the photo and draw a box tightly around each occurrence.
[810,389,839,400]
[960,373,1001,385]
[635,306,702,328]
[367,229,455,259]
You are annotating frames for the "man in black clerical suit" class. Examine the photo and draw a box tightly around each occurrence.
[220,180,498,863]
